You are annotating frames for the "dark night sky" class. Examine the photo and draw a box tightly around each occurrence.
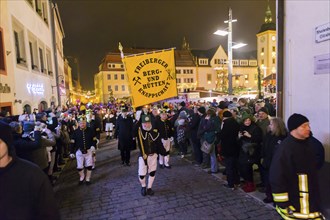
[55,0,276,90]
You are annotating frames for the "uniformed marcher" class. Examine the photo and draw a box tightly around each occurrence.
[269,113,325,220]
[155,109,174,168]
[89,111,102,170]
[70,115,97,185]
[136,115,161,196]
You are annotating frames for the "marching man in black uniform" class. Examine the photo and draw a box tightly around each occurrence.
[136,114,161,196]
[70,115,97,185]
[156,109,174,168]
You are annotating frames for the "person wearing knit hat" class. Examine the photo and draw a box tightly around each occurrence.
[36,112,47,122]
[219,108,240,190]
[0,120,60,219]
[287,113,309,132]
[0,120,14,157]
[258,107,269,115]
[197,106,206,115]
[222,110,232,118]
[269,113,325,219]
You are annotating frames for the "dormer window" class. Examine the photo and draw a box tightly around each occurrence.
[199,58,208,65]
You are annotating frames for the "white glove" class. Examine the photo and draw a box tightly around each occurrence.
[96,139,100,145]
[69,154,75,159]
[90,146,96,152]
[170,137,174,142]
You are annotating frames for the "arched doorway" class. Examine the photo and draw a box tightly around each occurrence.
[39,101,48,112]
[23,104,31,114]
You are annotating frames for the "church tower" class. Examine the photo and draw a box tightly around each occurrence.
[256,1,276,87]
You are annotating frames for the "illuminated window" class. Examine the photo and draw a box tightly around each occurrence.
[46,48,52,76]
[114,85,118,91]
[29,41,37,70]
[240,60,248,66]
[13,29,26,65]
[207,74,212,81]
[249,60,257,66]
[122,85,125,91]
[199,59,208,65]
[220,59,226,64]
[39,47,46,73]
[108,85,112,91]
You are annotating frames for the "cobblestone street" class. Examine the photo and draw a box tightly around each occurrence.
[54,134,279,220]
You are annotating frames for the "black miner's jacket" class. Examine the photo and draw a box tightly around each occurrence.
[70,127,97,153]
[269,134,320,212]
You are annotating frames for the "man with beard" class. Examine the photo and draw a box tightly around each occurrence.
[136,115,161,196]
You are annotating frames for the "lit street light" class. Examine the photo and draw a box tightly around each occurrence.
[214,8,247,95]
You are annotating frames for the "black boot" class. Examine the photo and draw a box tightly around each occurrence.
[141,187,147,196]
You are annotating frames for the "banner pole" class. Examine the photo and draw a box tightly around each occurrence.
[118,42,135,107]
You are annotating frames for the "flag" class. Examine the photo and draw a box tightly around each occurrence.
[123,49,177,107]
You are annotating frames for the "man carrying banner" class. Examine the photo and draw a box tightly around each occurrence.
[136,114,161,196]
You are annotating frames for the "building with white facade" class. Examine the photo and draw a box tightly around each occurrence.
[279,1,329,216]
[0,0,64,115]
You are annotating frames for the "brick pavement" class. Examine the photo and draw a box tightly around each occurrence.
[54,134,279,220]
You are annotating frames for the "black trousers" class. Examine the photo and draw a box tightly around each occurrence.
[224,156,240,187]
[120,148,131,164]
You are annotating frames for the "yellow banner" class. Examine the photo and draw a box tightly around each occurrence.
[123,49,177,107]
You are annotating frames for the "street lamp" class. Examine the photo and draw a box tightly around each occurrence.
[214,8,247,95]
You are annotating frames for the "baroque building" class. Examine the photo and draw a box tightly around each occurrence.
[94,40,259,102]
[256,3,277,91]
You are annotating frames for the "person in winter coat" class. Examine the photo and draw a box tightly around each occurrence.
[198,108,221,174]
[188,106,204,165]
[219,111,240,190]
[260,117,287,203]
[0,121,60,220]
[270,114,325,220]
[238,114,263,192]
[115,108,135,166]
